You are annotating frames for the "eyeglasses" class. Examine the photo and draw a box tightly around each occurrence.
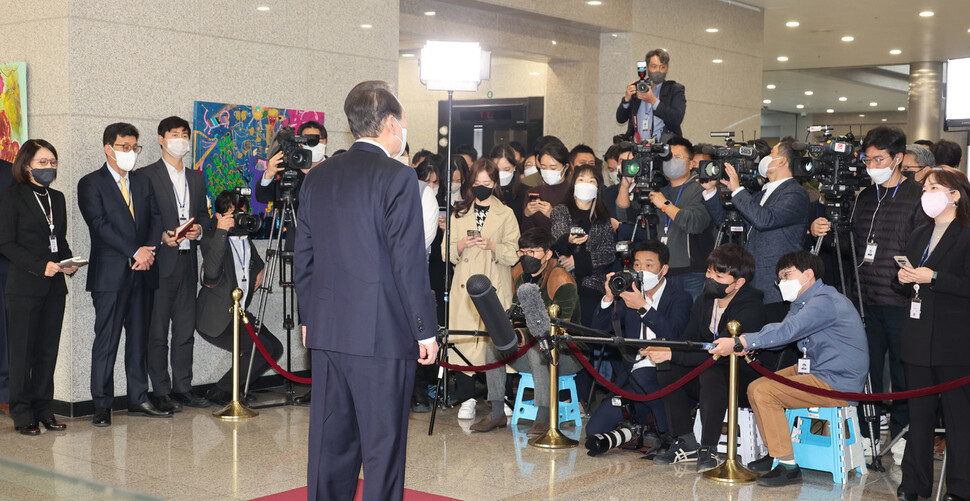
[862,156,891,166]
[113,143,142,153]
[32,158,58,167]
[774,268,800,285]
[518,249,545,257]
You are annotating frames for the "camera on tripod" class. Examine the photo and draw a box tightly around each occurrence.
[696,131,760,191]
[230,187,263,235]
[268,126,318,204]
[798,126,869,199]
[635,60,652,94]
[612,139,670,208]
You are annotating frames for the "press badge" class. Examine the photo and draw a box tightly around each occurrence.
[910,298,922,319]
[49,235,58,253]
[797,347,811,374]
[660,236,668,245]
[864,242,877,263]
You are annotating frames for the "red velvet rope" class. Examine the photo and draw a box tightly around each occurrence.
[747,360,970,401]
[244,321,312,384]
[436,338,538,372]
[567,341,717,402]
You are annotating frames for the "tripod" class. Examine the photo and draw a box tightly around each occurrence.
[246,188,299,407]
[714,208,746,247]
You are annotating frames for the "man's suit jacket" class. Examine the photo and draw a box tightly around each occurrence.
[615,80,687,139]
[139,159,210,278]
[196,228,264,338]
[0,184,73,297]
[591,279,693,346]
[894,222,970,367]
[732,179,811,303]
[0,160,15,276]
[77,164,162,292]
[295,141,436,360]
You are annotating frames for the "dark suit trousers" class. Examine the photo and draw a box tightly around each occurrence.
[148,252,197,395]
[901,364,970,499]
[308,349,413,501]
[90,274,153,408]
[658,361,758,446]
[864,304,908,438]
[5,292,65,427]
[201,312,283,392]
[0,269,8,404]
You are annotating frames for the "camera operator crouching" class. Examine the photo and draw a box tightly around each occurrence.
[196,189,283,406]
[809,127,924,452]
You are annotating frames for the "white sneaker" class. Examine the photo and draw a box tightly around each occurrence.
[457,398,477,420]
[504,404,513,417]
[891,437,907,466]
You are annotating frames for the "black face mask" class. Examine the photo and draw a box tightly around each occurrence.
[901,170,916,181]
[520,255,543,276]
[702,277,733,299]
[472,185,493,202]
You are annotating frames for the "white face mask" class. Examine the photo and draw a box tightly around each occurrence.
[609,170,620,185]
[540,168,563,186]
[164,138,191,158]
[777,272,805,302]
[392,116,407,159]
[639,270,661,291]
[867,158,896,185]
[499,170,514,187]
[523,165,538,177]
[450,185,461,200]
[758,155,775,178]
[304,143,327,163]
[573,182,598,202]
[431,186,439,198]
[112,148,138,172]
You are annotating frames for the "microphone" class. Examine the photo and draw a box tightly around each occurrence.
[466,274,518,352]
[517,283,554,362]
[791,141,808,151]
[700,144,717,156]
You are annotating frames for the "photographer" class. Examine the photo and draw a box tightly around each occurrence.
[722,137,811,304]
[616,49,686,143]
[647,244,765,472]
[196,190,283,405]
[809,127,923,447]
[587,240,692,439]
[616,137,714,300]
[254,120,327,207]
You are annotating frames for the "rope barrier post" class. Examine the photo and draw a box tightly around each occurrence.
[704,320,756,483]
[214,288,259,421]
[529,304,578,449]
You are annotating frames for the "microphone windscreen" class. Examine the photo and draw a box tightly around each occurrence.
[700,144,717,156]
[517,283,550,340]
[791,141,808,151]
[467,274,518,352]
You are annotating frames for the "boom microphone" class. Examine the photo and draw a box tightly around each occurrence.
[517,283,554,362]
[466,274,518,352]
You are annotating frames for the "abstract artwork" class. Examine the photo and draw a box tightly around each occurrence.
[192,101,325,216]
[0,62,28,163]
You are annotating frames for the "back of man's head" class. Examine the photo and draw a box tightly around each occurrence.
[931,139,963,168]
[344,80,401,139]
[456,144,478,162]
[706,243,755,282]
[775,136,801,174]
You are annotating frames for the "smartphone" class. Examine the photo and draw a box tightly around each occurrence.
[570,226,586,236]
[467,230,481,238]
[528,193,541,202]
[893,255,913,268]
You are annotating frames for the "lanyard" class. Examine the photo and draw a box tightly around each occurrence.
[663,182,686,230]
[230,237,249,282]
[32,191,54,234]
[173,174,188,215]
[711,304,722,341]
[919,239,934,267]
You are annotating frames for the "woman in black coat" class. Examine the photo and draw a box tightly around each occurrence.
[895,166,970,500]
[0,139,77,436]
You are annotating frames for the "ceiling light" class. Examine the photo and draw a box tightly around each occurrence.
[612,33,618,37]
[796,104,805,109]
[360,24,372,29]
[786,21,800,27]
[712,59,723,63]
[528,72,540,76]
[859,114,866,117]
[763,99,772,104]
[424,11,436,16]
[551,40,557,45]
[804,91,814,96]
[256,6,270,12]
[826,109,835,113]
[898,106,906,111]
[777,56,789,62]
[402,53,414,57]
[586,0,602,4]
[881,118,888,122]
[839,96,848,101]
[890,49,902,55]
[869,102,878,107]
[841,36,855,42]
[706,28,719,33]
[766,84,776,89]
[919,10,934,17]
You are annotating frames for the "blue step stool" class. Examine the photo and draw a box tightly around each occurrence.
[511,372,582,428]
[781,406,867,484]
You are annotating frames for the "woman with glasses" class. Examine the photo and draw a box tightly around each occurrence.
[443,158,520,422]
[0,140,77,435]
[895,166,970,501]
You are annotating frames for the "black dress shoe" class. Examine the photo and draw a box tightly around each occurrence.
[944,493,968,501]
[41,417,67,431]
[411,400,432,413]
[93,408,111,427]
[896,486,918,501]
[747,454,775,473]
[154,394,182,413]
[15,423,41,436]
[173,392,210,408]
[294,391,311,406]
[127,401,173,418]
[756,464,802,487]
[206,389,231,407]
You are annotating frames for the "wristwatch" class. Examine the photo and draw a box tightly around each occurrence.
[638,306,648,316]
[931,271,938,285]
[733,336,745,353]
[661,200,672,212]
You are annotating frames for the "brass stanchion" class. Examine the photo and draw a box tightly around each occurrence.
[704,320,756,483]
[529,304,578,449]
[214,288,259,421]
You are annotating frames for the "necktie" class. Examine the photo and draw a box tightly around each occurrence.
[120,177,135,221]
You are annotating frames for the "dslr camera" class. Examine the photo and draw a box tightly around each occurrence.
[608,241,640,296]
[230,186,263,235]
[695,131,761,191]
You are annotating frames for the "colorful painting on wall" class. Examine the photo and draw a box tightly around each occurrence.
[192,101,325,216]
[0,62,28,163]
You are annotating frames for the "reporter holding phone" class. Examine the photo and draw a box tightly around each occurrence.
[0,140,76,435]
[443,159,520,420]
[894,166,970,501]
[522,142,572,232]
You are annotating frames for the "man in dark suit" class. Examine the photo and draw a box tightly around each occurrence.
[77,122,171,426]
[142,116,210,412]
[295,80,438,500]
[196,190,282,405]
[616,48,687,143]
[0,158,14,410]
[721,137,811,304]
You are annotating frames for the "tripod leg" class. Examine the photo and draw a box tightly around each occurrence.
[428,339,449,436]
[862,375,886,471]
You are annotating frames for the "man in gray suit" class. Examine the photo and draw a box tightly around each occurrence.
[722,137,811,304]
[142,116,211,411]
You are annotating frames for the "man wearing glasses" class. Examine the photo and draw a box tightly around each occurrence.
[78,122,169,426]
[808,126,924,461]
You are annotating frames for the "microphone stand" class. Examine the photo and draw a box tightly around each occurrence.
[427,328,489,436]
[547,318,715,352]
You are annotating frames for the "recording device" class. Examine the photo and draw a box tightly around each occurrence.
[230,187,263,235]
[893,256,913,268]
[799,126,870,229]
[569,226,586,236]
[517,283,554,363]
[635,61,652,94]
[611,139,671,222]
[608,270,641,297]
[696,131,760,191]
[466,274,519,352]
[267,126,318,205]
[585,424,643,457]
[528,193,541,202]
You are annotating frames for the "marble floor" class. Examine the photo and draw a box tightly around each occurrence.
[0,388,938,500]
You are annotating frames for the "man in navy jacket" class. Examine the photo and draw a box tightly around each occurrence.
[295,81,437,501]
[587,240,692,438]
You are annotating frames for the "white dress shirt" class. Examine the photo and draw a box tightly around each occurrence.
[228,235,251,307]
[163,159,192,250]
[599,279,667,370]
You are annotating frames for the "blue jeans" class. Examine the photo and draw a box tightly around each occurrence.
[667,272,705,302]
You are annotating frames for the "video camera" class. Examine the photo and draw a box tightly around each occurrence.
[610,138,671,211]
[267,126,319,205]
[696,131,761,191]
[230,186,263,235]
[798,125,870,229]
